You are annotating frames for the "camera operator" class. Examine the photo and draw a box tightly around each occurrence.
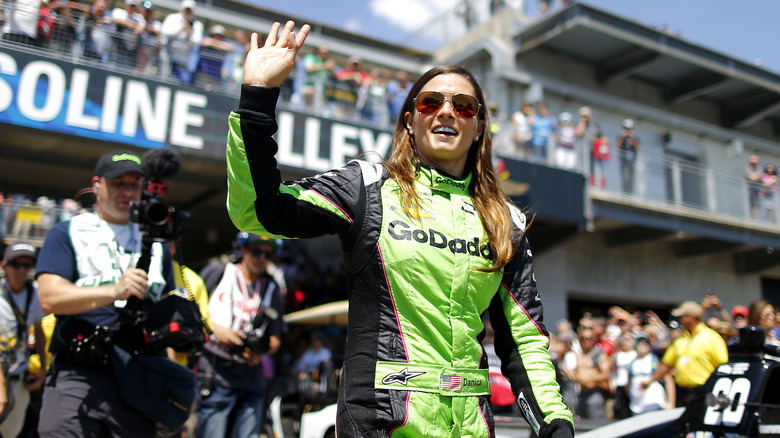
[35,150,176,436]
[196,233,283,438]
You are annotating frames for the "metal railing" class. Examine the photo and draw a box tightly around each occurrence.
[493,129,778,229]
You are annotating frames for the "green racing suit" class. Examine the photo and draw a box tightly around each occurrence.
[226,86,574,437]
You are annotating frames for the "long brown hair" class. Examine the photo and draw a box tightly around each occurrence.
[384,65,519,272]
[748,298,775,328]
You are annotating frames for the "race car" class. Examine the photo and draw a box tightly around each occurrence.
[580,325,780,438]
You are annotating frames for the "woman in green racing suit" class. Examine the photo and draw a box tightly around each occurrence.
[226,21,575,438]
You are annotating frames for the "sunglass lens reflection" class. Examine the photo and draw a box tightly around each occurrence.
[416,92,479,118]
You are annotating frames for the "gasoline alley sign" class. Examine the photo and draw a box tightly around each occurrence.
[0,47,392,171]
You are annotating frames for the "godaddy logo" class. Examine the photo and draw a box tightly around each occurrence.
[388,220,493,260]
[434,176,465,189]
[112,153,141,165]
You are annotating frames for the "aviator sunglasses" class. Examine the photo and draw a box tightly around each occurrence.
[414,91,481,119]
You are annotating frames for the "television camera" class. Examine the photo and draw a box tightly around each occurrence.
[120,148,206,355]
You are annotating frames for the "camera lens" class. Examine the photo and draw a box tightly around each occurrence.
[144,199,170,226]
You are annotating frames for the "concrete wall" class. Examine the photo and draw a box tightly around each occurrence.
[536,231,764,326]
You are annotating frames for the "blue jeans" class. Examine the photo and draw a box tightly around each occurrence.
[197,383,266,438]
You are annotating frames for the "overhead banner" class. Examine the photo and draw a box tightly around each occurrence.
[495,156,585,224]
[0,46,393,170]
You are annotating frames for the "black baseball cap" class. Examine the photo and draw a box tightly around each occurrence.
[94,150,143,179]
[3,242,37,263]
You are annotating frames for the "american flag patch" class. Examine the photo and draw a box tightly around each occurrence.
[441,374,462,390]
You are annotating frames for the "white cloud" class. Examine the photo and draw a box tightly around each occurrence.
[369,0,472,45]
[369,0,495,48]
[344,17,362,33]
[369,0,450,32]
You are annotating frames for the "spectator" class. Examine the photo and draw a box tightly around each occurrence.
[1,0,40,46]
[301,45,335,111]
[36,150,178,436]
[293,330,331,378]
[81,0,112,63]
[490,0,505,15]
[9,195,33,239]
[357,68,389,125]
[111,0,145,68]
[570,316,611,419]
[0,242,47,438]
[538,0,552,16]
[531,101,555,163]
[135,1,162,75]
[762,163,777,223]
[627,334,673,414]
[333,55,368,119]
[747,299,779,360]
[196,24,234,87]
[47,0,85,54]
[617,118,639,194]
[58,198,80,222]
[575,106,601,186]
[746,154,762,219]
[724,304,749,345]
[611,333,636,419]
[643,301,728,407]
[225,28,250,88]
[34,196,55,237]
[555,112,577,169]
[701,291,731,330]
[387,70,413,123]
[36,0,58,48]
[511,102,533,157]
[591,130,610,188]
[774,309,780,341]
[731,305,749,331]
[554,329,578,414]
[196,233,284,438]
[161,0,203,84]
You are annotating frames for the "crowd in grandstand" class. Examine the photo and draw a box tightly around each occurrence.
[0,0,417,123]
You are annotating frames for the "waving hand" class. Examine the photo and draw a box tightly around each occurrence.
[244,21,310,88]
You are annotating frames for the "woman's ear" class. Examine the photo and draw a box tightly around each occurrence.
[404,112,413,136]
[476,120,486,141]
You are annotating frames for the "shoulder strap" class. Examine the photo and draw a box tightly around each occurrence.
[261,275,276,307]
[1,280,31,342]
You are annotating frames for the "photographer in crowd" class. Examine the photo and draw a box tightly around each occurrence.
[0,242,47,437]
[35,150,177,436]
[196,232,284,438]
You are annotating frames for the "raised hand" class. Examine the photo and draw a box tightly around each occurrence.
[244,20,310,88]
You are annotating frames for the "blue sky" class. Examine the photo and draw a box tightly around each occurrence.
[244,0,780,75]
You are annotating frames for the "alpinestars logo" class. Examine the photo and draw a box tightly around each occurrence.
[382,368,426,386]
[517,391,541,434]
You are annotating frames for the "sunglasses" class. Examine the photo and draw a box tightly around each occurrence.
[249,248,275,258]
[7,261,34,270]
[414,91,481,119]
